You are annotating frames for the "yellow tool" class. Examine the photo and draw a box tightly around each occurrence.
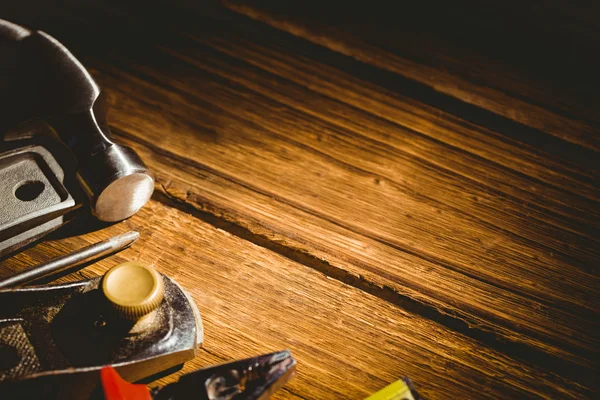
[365,378,423,400]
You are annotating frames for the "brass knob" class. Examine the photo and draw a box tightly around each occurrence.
[102,262,164,320]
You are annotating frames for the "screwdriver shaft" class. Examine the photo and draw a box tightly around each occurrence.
[0,231,139,289]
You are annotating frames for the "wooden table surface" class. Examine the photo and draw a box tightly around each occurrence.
[1,1,598,398]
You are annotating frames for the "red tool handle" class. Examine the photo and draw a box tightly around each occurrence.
[100,367,152,400]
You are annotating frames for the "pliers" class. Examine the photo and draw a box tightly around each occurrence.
[101,350,296,400]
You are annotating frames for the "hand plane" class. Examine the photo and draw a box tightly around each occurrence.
[0,262,204,399]
[0,18,154,257]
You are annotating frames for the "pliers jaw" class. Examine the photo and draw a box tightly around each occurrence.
[152,350,296,400]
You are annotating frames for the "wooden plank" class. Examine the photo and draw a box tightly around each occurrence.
[0,200,592,399]
[188,35,599,205]
[221,0,600,151]
[155,34,600,242]
[76,40,600,367]
[88,45,600,311]
[0,2,597,397]
[109,134,600,376]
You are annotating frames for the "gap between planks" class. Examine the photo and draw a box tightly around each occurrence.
[86,54,596,380]
[4,201,588,398]
[92,60,589,316]
[151,182,597,389]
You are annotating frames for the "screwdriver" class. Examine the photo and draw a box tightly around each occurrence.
[0,231,139,289]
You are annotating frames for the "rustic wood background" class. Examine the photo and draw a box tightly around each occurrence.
[1,1,598,398]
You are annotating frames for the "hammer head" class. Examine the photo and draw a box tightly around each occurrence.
[0,18,154,222]
[78,143,155,222]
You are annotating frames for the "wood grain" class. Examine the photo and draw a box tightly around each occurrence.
[0,1,597,398]
[108,133,599,376]
[222,0,600,151]
[1,201,592,399]
[78,30,599,364]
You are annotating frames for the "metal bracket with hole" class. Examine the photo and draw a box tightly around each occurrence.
[0,144,81,257]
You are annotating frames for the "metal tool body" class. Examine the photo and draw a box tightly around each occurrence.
[151,350,296,400]
[0,18,154,224]
[0,273,203,399]
[97,351,296,400]
[0,142,80,257]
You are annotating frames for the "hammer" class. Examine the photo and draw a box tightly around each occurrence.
[0,19,154,222]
